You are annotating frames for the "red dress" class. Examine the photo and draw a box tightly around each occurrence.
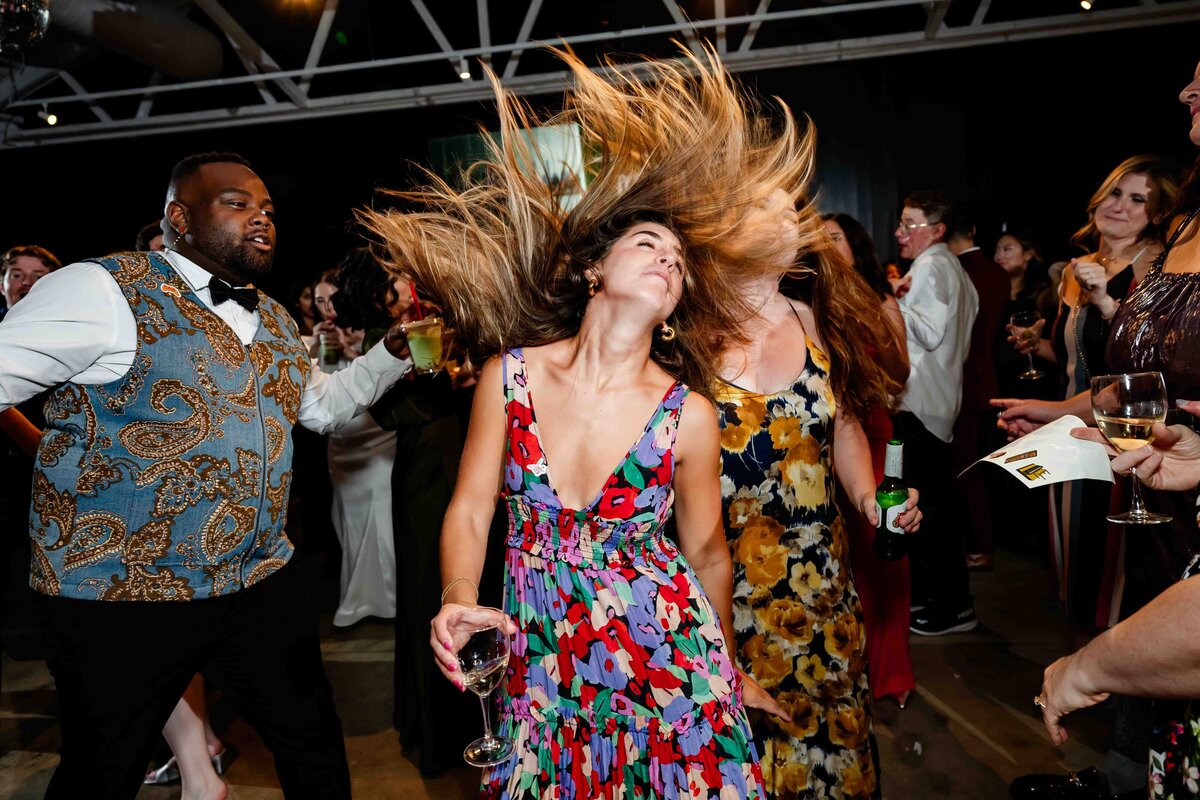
[842,406,914,701]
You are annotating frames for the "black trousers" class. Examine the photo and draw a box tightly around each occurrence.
[892,411,971,610]
[39,560,351,800]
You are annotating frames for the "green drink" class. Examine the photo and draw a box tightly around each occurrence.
[873,439,908,561]
[405,317,444,374]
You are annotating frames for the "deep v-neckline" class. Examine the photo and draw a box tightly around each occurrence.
[518,349,678,513]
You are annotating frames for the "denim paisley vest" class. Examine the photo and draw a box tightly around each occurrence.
[29,252,309,600]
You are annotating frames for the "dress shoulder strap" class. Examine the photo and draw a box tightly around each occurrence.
[501,348,530,408]
[660,382,691,454]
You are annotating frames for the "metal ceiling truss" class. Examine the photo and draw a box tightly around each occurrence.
[2,0,1197,148]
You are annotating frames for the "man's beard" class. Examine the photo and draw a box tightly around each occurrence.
[194,229,274,281]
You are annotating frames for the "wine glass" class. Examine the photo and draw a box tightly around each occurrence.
[1010,310,1045,380]
[1090,372,1172,525]
[455,608,515,767]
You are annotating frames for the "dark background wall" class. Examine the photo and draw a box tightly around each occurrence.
[2,22,1197,297]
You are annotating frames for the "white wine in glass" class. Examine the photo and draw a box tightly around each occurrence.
[1011,310,1045,380]
[1090,371,1171,525]
[456,609,516,768]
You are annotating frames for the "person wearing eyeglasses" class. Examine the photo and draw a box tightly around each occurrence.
[890,191,981,637]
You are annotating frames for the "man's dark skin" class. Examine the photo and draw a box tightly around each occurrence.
[163,161,410,358]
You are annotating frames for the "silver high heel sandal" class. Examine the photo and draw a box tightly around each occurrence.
[143,745,235,785]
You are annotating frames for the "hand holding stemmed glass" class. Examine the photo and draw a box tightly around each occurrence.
[1090,371,1172,525]
[431,604,517,767]
[1009,310,1045,380]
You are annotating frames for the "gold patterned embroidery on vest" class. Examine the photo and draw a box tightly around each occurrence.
[63,511,126,573]
[263,416,287,465]
[122,519,173,567]
[200,498,257,561]
[175,297,246,367]
[32,472,77,551]
[264,469,291,524]
[261,368,302,424]
[117,379,214,460]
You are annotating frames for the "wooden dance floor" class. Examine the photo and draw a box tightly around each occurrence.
[0,548,1114,799]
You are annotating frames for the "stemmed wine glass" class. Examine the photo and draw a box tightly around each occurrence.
[1011,310,1045,380]
[454,607,515,767]
[1090,371,1172,525]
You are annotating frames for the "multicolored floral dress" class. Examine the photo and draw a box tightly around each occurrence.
[716,336,881,800]
[485,348,765,799]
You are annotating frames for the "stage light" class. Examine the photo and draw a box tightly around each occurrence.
[459,58,471,80]
[37,106,56,126]
[1080,0,1093,9]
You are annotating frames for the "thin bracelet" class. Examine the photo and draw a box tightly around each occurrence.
[440,577,479,605]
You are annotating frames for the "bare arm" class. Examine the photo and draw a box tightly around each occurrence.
[991,389,1093,440]
[1041,576,1200,745]
[0,408,40,457]
[674,391,790,721]
[429,357,509,685]
[673,392,734,645]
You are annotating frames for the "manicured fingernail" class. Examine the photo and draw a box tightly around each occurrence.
[1177,399,1194,408]
[443,640,452,649]
[448,663,456,672]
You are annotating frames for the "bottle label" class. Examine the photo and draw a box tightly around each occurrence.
[884,444,903,479]
[876,503,904,534]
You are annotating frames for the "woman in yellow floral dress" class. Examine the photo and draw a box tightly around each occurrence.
[717,187,922,799]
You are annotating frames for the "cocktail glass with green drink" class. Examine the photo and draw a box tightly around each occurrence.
[404,317,444,374]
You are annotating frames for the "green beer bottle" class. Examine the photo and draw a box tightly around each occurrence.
[873,439,908,561]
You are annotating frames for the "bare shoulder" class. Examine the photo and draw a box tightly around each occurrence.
[676,390,719,463]
[882,294,901,313]
[521,339,570,368]
[785,297,825,353]
[473,354,505,397]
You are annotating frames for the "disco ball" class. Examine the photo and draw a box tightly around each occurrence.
[0,0,50,59]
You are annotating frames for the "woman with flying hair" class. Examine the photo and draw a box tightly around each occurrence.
[561,53,922,799]
[362,48,793,797]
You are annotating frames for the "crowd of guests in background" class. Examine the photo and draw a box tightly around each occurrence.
[0,54,1199,800]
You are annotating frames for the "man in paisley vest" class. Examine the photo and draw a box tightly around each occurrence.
[0,152,413,798]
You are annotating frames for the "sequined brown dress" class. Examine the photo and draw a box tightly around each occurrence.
[1105,208,1200,616]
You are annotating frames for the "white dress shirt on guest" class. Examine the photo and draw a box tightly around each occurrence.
[0,249,410,432]
[897,242,979,443]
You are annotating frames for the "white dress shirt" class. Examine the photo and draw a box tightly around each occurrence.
[897,242,979,442]
[0,249,410,434]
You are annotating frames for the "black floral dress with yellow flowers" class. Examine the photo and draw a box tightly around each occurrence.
[716,335,881,800]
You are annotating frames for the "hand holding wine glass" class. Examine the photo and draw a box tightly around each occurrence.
[1072,421,1200,492]
[1010,310,1045,380]
[1090,372,1172,524]
[430,605,516,767]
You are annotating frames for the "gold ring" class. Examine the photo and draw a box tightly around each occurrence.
[1034,695,1047,709]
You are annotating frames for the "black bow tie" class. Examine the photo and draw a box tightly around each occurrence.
[208,277,259,312]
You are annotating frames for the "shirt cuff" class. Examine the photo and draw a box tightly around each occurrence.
[362,338,413,378]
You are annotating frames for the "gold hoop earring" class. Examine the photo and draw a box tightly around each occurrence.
[587,277,599,297]
[658,321,676,342]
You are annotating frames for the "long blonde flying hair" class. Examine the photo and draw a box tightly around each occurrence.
[359,46,821,396]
